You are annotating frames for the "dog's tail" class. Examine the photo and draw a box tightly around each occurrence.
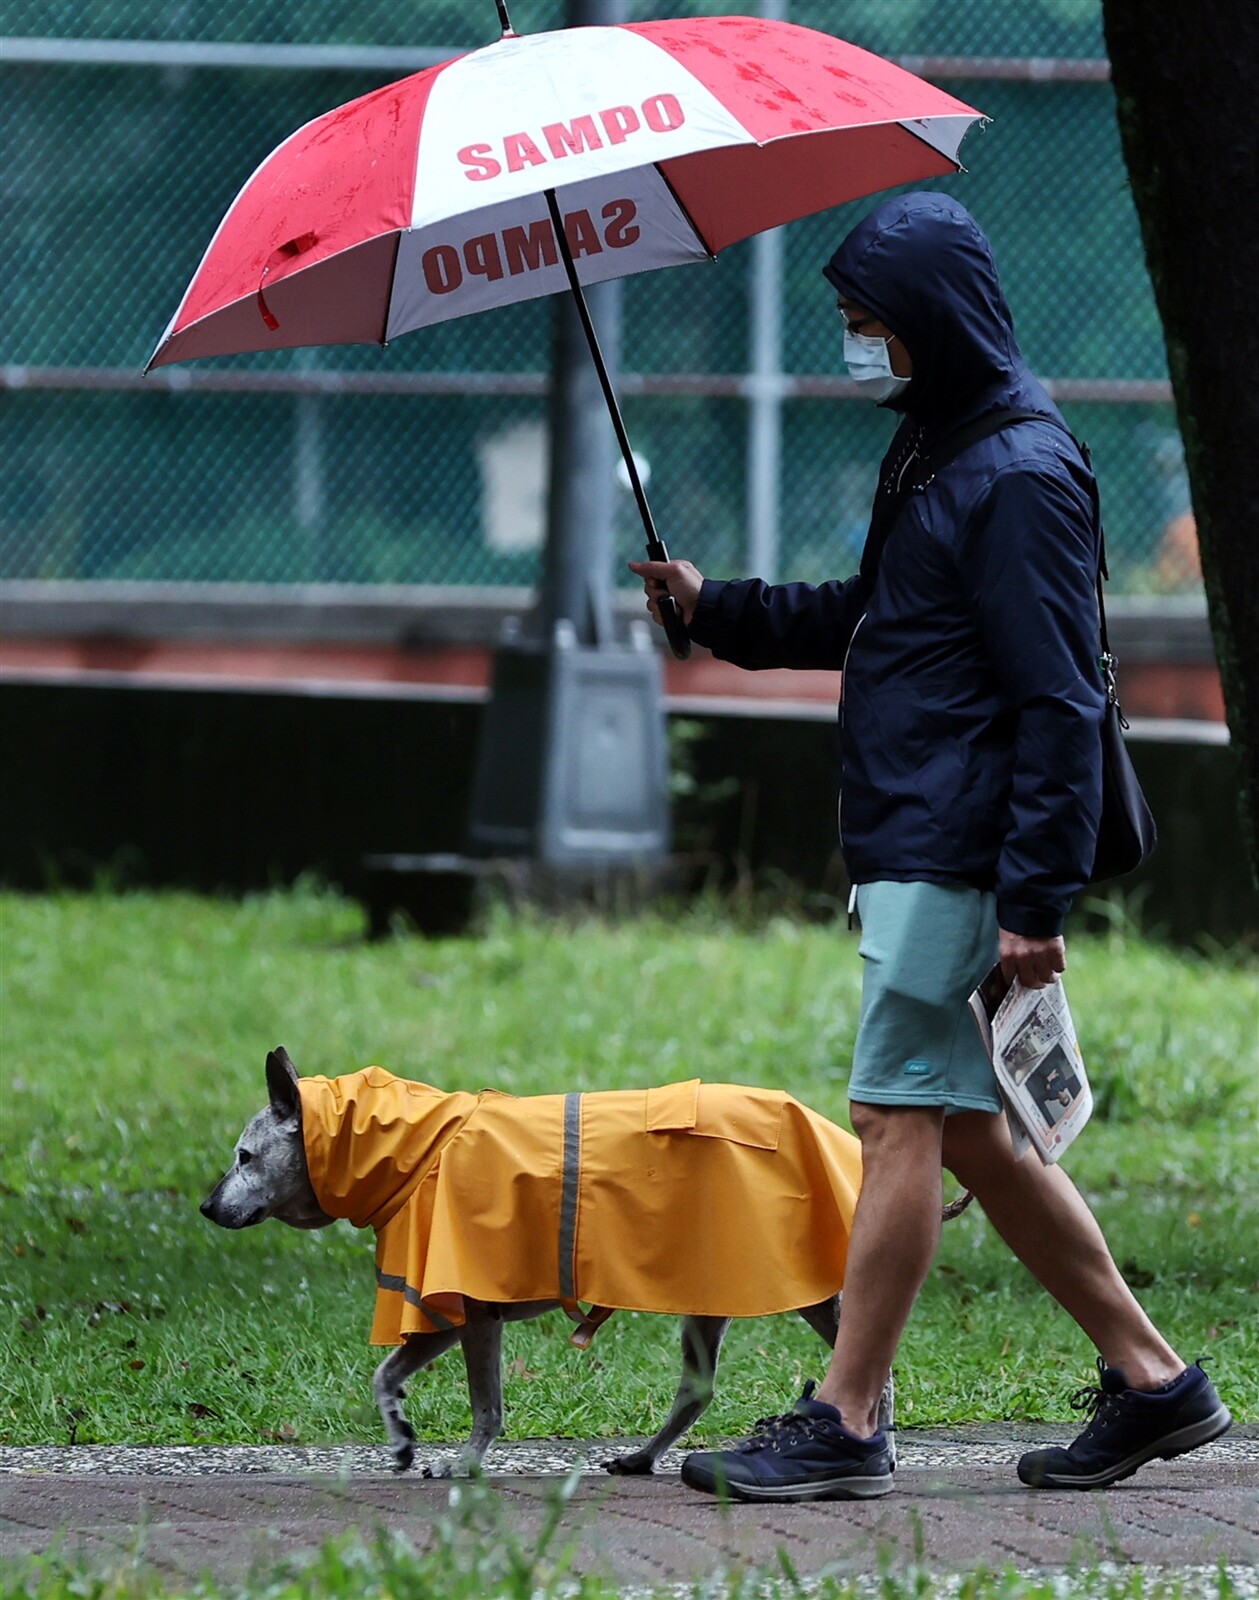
[941,1188,975,1222]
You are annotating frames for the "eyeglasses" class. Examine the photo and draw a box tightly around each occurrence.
[837,303,895,342]
[836,303,876,335]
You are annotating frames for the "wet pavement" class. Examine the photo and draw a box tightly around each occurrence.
[2,1428,1256,1588]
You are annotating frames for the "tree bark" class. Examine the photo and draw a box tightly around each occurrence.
[1102,0,1259,885]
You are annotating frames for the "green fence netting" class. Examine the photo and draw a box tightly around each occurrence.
[0,0,1200,596]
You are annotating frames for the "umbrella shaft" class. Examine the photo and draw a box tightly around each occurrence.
[495,1,516,37]
[543,188,664,559]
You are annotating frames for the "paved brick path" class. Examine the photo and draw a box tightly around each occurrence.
[2,1431,1256,1587]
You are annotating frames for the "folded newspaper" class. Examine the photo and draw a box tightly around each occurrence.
[968,966,1093,1164]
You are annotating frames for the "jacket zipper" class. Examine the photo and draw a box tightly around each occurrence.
[837,611,867,856]
[840,430,919,908]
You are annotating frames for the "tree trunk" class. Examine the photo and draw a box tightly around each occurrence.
[1102,0,1259,885]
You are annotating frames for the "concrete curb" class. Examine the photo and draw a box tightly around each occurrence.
[3,1427,1257,1478]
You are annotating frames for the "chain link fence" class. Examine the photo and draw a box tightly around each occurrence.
[1,0,1201,597]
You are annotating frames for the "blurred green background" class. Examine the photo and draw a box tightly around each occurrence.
[0,0,1197,592]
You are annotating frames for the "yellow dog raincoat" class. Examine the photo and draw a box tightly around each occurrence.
[299,1068,863,1346]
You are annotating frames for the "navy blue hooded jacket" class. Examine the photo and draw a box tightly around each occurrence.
[687,193,1104,937]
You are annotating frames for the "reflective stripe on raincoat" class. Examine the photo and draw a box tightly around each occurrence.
[299,1067,862,1345]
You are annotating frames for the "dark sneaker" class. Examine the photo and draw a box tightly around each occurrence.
[680,1382,894,1502]
[1018,1360,1232,1490]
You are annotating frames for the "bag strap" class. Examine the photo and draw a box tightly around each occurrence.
[1074,436,1126,719]
[862,409,1052,590]
[916,408,1051,487]
[863,408,1121,709]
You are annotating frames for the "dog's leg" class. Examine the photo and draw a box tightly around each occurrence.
[797,1291,841,1349]
[373,1330,460,1473]
[424,1302,505,1478]
[797,1293,897,1467]
[604,1316,731,1475]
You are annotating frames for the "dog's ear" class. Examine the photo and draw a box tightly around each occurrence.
[265,1047,300,1120]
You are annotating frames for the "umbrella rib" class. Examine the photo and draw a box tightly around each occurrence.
[379,234,402,346]
[651,161,716,260]
[893,112,978,171]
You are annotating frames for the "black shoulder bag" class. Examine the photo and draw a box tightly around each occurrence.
[862,410,1156,884]
[1080,443,1158,883]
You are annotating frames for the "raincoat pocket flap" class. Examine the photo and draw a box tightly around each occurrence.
[645,1079,700,1132]
[694,1085,784,1151]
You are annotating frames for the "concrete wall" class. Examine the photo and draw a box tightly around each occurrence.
[2,679,1252,945]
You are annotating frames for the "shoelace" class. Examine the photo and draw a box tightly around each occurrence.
[1067,1358,1122,1438]
[738,1410,821,1454]
[737,1381,826,1453]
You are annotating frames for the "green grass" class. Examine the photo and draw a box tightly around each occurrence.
[4,1552,1255,1600]
[1,885,1256,1454]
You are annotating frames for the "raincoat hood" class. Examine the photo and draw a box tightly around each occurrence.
[299,1067,480,1232]
[824,192,1020,424]
[298,1068,863,1346]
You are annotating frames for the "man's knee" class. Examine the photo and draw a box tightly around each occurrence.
[850,1101,945,1163]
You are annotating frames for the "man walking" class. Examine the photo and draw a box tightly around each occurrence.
[629,192,1230,1501]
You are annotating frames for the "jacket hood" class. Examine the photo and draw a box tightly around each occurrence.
[824,192,1020,423]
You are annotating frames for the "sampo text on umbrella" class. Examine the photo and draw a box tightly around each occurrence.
[422,199,639,295]
[457,93,686,181]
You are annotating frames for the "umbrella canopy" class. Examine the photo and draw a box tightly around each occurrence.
[147,15,983,369]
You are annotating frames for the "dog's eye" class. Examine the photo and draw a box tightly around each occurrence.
[238,1149,253,1166]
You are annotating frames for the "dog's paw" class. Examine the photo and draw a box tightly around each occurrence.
[391,1442,415,1473]
[422,1457,475,1479]
[604,1450,655,1476]
[422,1458,486,1480]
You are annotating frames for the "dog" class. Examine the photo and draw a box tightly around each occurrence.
[202,1047,951,1478]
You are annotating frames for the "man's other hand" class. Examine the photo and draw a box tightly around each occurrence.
[627,559,704,628]
[999,929,1066,989]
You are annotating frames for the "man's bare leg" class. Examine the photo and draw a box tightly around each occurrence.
[813,1102,946,1435]
[942,1109,1183,1387]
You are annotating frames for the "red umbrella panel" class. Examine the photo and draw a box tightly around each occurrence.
[148,16,983,369]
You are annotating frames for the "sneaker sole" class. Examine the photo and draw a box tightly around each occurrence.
[1018,1403,1233,1490]
[681,1461,894,1502]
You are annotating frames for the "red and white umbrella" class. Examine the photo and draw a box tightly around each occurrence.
[148,11,982,654]
[148,14,982,368]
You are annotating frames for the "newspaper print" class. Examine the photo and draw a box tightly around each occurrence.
[968,966,1093,1165]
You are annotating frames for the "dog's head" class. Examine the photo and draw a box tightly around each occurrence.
[200,1047,336,1232]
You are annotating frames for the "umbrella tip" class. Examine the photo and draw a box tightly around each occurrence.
[494,1,517,38]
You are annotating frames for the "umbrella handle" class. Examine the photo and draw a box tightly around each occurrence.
[544,188,692,662]
[643,537,695,663]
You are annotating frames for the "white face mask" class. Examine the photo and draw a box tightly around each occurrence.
[843,329,911,403]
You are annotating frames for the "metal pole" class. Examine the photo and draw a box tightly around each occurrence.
[746,0,787,583]
[463,0,671,882]
[539,248,619,646]
[542,187,690,657]
[529,0,620,648]
[533,0,687,658]
[747,230,784,583]
[293,349,325,573]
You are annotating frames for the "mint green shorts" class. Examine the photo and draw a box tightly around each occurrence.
[849,881,1002,1114]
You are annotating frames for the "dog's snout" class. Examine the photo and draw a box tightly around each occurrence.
[200,1195,216,1219]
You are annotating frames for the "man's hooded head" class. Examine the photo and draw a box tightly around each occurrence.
[824,193,1020,422]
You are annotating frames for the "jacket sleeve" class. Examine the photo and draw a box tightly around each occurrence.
[956,463,1105,937]
[687,575,867,672]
